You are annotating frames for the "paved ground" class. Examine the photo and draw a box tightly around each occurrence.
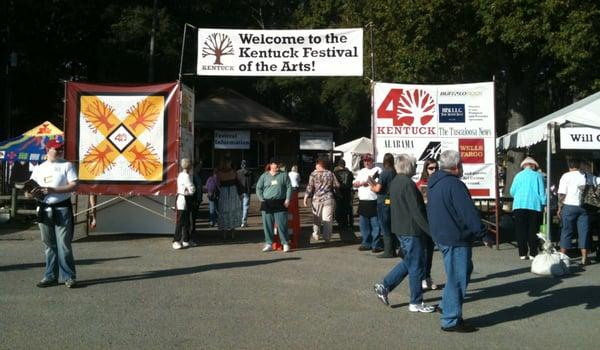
[1,200,598,350]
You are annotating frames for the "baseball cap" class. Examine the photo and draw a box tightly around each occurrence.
[362,153,374,162]
[46,139,64,150]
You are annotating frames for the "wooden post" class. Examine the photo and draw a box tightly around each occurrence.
[10,187,17,219]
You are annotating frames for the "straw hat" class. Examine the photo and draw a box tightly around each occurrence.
[520,156,539,169]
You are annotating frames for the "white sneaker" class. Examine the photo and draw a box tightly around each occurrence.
[181,241,190,248]
[283,244,291,252]
[408,302,436,313]
[312,232,319,241]
[422,278,438,290]
[262,244,273,252]
[172,242,182,250]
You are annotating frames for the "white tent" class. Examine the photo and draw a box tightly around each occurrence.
[497,90,600,150]
[496,90,600,241]
[334,137,373,173]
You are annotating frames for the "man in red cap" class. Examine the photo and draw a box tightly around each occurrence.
[26,138,79,288]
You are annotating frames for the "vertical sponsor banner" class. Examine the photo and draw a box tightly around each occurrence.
[373,82,495,198]
[197,28,363,76]
[64,82,180,195]
[180,84,195,160]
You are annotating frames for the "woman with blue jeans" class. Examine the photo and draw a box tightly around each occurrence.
[373,154,435,313]
[557,158,598,265]
[370,153,397,258]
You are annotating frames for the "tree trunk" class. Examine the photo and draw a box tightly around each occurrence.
[503,78,529,198]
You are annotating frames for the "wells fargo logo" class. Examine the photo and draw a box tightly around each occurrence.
[79,96,164,181]
[377,89,436,126]
[202,33,234,65]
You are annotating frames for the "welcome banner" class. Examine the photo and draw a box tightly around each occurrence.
[197,28,363,76]
[373,82,496,198]
[65,82,180,195]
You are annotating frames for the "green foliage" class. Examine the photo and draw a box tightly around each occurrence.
[2,0,599,142]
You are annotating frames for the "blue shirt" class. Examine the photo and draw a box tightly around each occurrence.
[510,168,546,212]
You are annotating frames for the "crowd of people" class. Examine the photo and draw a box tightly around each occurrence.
[25,140,598,332]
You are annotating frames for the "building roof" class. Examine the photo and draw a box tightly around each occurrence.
[195,90,334,131]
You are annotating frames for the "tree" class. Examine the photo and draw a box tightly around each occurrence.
[201,33,234,65]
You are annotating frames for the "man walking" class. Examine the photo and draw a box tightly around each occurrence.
[26,139,79,288]
[237,160,253,227]
[256,159,293,252]
[333,159,354,233]
[427,150,492,332]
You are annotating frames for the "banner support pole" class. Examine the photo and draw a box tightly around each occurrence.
[178,23,197,81]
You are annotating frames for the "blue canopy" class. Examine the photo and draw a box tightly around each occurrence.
[0,121,64,164]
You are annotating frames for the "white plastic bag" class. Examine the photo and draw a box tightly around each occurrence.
[531,236,570,277]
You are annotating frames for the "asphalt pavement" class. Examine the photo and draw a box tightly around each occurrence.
[0,200,598,350]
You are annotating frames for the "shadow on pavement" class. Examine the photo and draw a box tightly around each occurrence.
[470,284,600,327]
[470,266,531,283]
[0,255,140,272]
[79,257,301,287]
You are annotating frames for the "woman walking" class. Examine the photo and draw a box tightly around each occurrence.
[304,159,339,242]
[416,158,440,289]
[216,158,242,239]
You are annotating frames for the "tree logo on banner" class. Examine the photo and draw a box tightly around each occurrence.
[80,96,163,180]
[202,33,234,65]
[377,89,435,126]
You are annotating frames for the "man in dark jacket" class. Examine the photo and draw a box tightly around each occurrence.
[427,150,492,332]
[333,159,354,232]
[237,160,253,227]
[373,154,435,313]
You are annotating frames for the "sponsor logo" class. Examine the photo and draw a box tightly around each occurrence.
[459,139,484,163]
[439,90,483,97]
[418,142,442,161]
[377,88,436,127]
[439,104,465,123]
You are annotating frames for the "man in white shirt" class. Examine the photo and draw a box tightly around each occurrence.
[27,139,79,288]
[353,153,383,252]
[557,158,598,265]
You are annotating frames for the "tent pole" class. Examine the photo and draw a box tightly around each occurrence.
[546,122,552,242]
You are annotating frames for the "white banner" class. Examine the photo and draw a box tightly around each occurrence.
[373,82,496,198]
[180,84,195,160]
[299,132,333,150]
[197,28,363,76]
[214,130,250,149]
[560,127,600,149]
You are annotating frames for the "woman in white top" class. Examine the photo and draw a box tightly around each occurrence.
[557,158,598,265]
[289,165,301,190]
[173,158,195,250]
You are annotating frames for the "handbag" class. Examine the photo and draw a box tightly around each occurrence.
[581,173,600,209]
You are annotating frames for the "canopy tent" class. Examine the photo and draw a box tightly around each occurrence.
[334,137,373,173]
[0,121,63,164]
[496,90,600,242]
[497,90,600,150]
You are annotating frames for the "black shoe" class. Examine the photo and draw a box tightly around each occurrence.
[371,247,384,253]
[358,245,371,251]
[36,279,58,288]
[441,320,478,333]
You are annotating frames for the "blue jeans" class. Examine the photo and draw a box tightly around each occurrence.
[359,215,381,249]
[208,200,218,225]
[377,202,392,238]
[382,235,426,304]
[438,244,473,328]
[241,193,250,225]
[261,211,289,245]
[560,205,590,249]
[38,207,76,281]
